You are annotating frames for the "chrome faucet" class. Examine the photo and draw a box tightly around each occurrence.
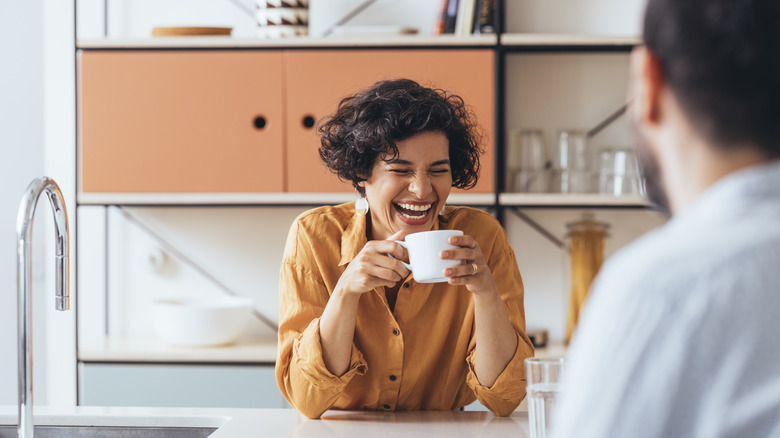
[16,177,70,438]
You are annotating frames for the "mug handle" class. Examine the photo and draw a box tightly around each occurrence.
[392,240,413,271]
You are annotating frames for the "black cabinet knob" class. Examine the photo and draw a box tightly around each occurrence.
[302,115,316,129]
[253,116,267,130]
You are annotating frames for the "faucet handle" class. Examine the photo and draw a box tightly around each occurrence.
[56,254,69,311]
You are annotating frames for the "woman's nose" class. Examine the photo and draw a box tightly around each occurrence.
[408,174,432,197]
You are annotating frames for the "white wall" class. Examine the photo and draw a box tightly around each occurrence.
[43,0,78,406]
[0,0,78,408]
[0,0,48,406]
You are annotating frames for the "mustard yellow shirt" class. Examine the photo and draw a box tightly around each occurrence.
[276,202,534,419]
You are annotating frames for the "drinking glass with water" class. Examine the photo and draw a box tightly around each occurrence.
[525,357,565,438]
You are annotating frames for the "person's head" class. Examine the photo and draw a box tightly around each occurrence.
[631,0,780,212]
[318,79,483,239]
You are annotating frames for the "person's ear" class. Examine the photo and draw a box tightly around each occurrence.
[630,46,665,127]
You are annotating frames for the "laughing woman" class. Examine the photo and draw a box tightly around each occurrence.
[275,79,534,419]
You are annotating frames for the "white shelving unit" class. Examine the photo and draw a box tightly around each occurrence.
[71,0,658,410]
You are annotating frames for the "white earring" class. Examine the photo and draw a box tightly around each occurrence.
[355,196,369,216]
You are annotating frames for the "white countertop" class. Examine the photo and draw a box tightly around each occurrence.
[78,337,277,363]
[0,406,529,437]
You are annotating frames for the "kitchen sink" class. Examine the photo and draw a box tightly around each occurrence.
[0,425,216,438]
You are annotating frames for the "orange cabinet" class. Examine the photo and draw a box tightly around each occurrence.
[79,50,285,193]
[79,48,494,194]
[285,49,495,193]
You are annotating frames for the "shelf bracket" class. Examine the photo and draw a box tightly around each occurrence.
[507,207,566,249]
[117,206,279,332]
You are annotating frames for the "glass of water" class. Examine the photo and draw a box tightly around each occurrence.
[525,357,565,438]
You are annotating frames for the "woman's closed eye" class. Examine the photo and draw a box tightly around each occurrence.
[389,169,412,175]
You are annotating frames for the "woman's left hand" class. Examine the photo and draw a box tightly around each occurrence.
[440,234,498,296]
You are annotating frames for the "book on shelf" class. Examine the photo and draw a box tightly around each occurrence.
[472,0,497,34]
[455,0,476,36]
[435,0,460,34]
[434,0,447,34]
[435,0,496,36]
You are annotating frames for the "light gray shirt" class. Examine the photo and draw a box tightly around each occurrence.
[551,159,780,438]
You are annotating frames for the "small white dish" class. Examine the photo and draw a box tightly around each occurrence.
[151,296,253,347]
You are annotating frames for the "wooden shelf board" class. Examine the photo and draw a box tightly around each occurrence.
[77,192,496,206]
[77,192,650,208]
[78,336,277,364]
[76,34,498,50]
[499,193,651,208]
[500,33,640,47]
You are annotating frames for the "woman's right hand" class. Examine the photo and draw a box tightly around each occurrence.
[334,230,411,296]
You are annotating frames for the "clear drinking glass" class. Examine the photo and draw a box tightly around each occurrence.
[526,357,565,438]
[596,148,641,196]
[507,129,548,192]
[549,130,590,193]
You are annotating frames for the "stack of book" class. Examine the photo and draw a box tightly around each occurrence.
[435,0,497,36]
[255,0,310,38]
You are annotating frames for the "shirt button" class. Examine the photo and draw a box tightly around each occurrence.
[389,375,397,381]
[392,328,400,336]
[403,283,410,289]
[383,404,391,410]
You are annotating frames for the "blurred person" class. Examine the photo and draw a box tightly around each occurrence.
[551,0,780,436]
[275,79,534,419]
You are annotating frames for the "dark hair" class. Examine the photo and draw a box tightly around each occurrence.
[318,79,483,195]
[643,0,780,157]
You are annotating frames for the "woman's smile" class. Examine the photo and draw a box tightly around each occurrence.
[393,201,434,223]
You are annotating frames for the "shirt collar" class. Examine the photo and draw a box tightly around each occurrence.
[670,158,780,229]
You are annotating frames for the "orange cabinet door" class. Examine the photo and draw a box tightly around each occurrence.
[79,50,284,193]
[285,49,495,193]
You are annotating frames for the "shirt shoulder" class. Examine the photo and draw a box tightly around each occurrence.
[283,203,354,262]
[442,206,503,237]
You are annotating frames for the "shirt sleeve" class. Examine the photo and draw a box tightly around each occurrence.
[275,221,368,419]
[465,228,535,416]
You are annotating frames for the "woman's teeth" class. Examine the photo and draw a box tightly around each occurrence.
[394,202,432,219]
[401,210,426,219]
[396,202,432,211]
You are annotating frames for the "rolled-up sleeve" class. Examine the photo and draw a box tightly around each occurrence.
[466,331,532,416]
[275,221,368,419]
[464,230,535,416]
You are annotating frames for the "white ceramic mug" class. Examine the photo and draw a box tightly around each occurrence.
[396,230,463,283]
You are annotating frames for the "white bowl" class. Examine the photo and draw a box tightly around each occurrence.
[151,296,253,347]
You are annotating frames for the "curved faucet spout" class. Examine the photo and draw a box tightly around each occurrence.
[16,177,70,438]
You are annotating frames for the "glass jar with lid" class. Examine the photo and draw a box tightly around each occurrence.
[565,212,609,343]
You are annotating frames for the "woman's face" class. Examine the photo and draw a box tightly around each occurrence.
[363,131,453,241]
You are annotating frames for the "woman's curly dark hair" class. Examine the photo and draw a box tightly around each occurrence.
[318,78,483,196]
